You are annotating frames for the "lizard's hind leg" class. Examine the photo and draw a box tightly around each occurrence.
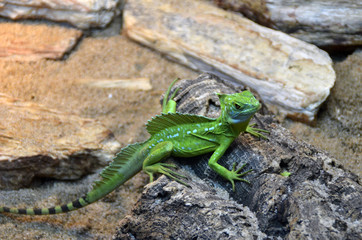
[162,78,180,114]
[143,141,188,186]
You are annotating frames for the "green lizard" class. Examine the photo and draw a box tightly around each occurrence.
[0,79,267,215]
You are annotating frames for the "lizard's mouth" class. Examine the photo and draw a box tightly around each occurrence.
[228,104,260,124]
[228,114,255,124]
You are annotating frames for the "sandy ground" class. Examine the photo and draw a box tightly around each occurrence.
[0,26,197,238]
[0,19,360,239]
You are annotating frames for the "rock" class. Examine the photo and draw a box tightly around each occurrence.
[116,74,361,239]
[328,50,362,131]
[0,93,121,189]
[0,0,121,29]
[123,0,335,123]
[215,0,362,47]
[0,23,82,61]
[114,177,267,240]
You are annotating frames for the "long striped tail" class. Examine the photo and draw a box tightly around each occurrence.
[0,196,91,215]
[0,142,147,215]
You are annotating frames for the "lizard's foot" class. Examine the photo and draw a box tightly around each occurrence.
[226,163,253,191]
[246,124,269,139]
[144,163,190,187]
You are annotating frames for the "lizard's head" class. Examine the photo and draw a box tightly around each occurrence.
[217,91,260,124]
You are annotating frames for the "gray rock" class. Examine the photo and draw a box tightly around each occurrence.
[0,0,122,29]
[215,0,362,47]
[115,73,361,239]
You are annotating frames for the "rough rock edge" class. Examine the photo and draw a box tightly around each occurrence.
[0,93,121,189]
[214,0,362,47]
[0,22,82,61]
[0,0,123,29]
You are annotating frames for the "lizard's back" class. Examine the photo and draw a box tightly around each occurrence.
[147,113,227,157]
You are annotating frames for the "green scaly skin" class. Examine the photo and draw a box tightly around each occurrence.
[0,78,268,215]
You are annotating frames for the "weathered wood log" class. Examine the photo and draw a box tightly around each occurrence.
[123,0,335,123]
[215,0,362,47]
[0,93,121,189]
[115,73,361,240]
[114,177,267,240]
[0,0,121,29]
[0,23,82,61]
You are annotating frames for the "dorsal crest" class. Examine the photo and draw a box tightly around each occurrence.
[146,113,215,135]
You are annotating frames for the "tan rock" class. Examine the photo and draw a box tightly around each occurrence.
[79,77,152,90]
[0,0,121,29]
[215,0,362,47]
[0,23,82,61]
[124,0,335,122]
[0,93,121,189]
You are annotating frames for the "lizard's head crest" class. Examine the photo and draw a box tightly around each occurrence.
[217,91,260,124]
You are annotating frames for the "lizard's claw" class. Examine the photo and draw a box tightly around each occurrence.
[246,125,269,139]
[145,163,190,187]
[228,163,253,191]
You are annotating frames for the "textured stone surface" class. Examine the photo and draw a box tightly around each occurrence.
[0,22,82,61]
[215,0,362,47]
[0,0,121,29]
[116,74,361,239]
[0,93,121,189]
[124,0,335,123]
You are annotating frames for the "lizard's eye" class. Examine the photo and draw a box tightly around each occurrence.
[234,103,242,109]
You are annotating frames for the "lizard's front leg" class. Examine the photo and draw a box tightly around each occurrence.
[143,141,188,186]
[208,141,252,191]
